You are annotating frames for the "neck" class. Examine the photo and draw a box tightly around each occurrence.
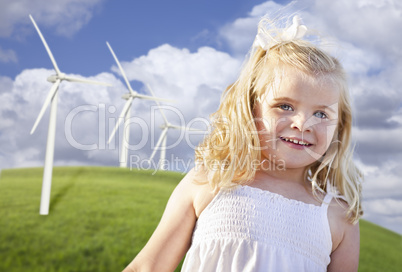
[255,159,308,186]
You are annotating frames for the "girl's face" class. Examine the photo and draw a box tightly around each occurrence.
[254,68,340,170]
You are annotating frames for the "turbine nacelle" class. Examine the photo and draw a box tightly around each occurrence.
[106,41,173,159]
[160,123,171,130]
[47,73,66,83]
[122,92,137,100]
[29,14,111,215]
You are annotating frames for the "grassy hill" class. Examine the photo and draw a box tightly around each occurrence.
[0,167,400,272]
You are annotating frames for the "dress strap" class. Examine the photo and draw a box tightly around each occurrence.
[320,193,333,212]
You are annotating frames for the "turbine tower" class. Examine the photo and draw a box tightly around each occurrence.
[106,42,170,168]
[29,15,111,215]
[147,84,201,170]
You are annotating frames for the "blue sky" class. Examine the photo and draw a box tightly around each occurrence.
[0,0,401,235]
[1,0,274,79]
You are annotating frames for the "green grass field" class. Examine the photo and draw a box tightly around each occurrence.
[0,167,401,272]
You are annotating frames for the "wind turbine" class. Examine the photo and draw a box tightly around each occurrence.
[106,42,171,168]
[29,15,111,215]
[147,84,203,170]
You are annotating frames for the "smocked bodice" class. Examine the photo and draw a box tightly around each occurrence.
[181,185,333,272]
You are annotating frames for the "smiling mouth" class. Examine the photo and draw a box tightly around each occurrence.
[279,137,312,146]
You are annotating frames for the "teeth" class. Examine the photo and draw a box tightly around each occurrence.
[282,137,310,146]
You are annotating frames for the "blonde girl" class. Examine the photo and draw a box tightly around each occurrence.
[123,15,363,272]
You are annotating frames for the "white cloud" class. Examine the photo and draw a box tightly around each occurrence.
[107,44,242,170]
[310,0,402,58]
[218,0,402,69]
[335,41,383,78]
[219,17,259,56]
[249,1,286,17]
[358,161,402,199]
[388,108,402,125]
[364,198,402,216]
[363,213,402,235]
[354,128,402,157]
[0,68,122,169]
[0,0,104,38]
[0,46,17,63]
[363,195,402,234]
[216,0,402,235]
[0,43,242,172]
[218,0,295,56]
[120,44,241,117]
[0,0,401,235]
[356,152,402,234]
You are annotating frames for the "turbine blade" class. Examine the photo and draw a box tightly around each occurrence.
[29,15,61,75]
[170,124,189,131]
[149,128,168,161]
[106,42,134,95]
[30,79,61,134]
[145,83,159,103]
[170,125,204,132]
[148,146,159,163]
[135,93,173,103]
[63,75,112,86]
[146,84,169,125]
[108,97,133,143]
[187,127,204,132]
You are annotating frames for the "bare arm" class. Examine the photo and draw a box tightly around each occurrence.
[122,169,206,272]
[327,217,360,271]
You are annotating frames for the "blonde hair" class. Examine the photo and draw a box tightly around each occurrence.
[195,23,363,224]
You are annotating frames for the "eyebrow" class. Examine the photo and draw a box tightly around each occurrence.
[272,96,338,114]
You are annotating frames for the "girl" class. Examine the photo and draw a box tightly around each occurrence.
[123,15,363,272]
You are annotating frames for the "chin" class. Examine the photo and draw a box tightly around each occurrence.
[262,152,322,171]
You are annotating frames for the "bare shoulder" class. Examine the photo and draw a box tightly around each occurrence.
[327,198,357,250]
[327,198,360,272]
[183,166,217,218]
[123,166,213,272]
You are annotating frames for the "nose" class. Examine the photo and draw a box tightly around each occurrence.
[291,113,312,132]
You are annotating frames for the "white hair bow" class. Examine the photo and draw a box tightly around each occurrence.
[255,15,308,51]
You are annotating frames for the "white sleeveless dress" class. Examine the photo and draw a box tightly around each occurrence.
[181,185,333,272]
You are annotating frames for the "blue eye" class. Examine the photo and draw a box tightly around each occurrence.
[279,104,293,111]
[314,111,328,119]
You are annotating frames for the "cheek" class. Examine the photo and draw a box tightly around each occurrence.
[259,110,286,134]
[315,122,337,149]
[255,117,276,147]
